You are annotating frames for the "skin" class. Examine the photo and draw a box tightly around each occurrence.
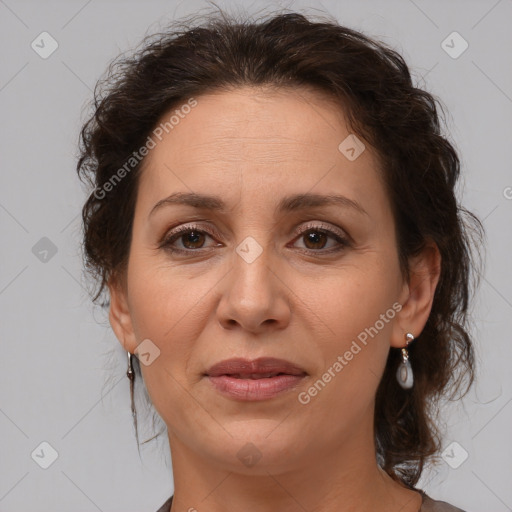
[108,86,441,512]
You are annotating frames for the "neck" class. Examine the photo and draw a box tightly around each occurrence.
[166,413,422,512]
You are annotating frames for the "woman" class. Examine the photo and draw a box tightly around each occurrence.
[76,10,483,512]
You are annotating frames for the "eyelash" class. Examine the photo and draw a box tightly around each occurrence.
[159,222,351,256]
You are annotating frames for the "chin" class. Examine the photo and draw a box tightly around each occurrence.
[202,421,307,474]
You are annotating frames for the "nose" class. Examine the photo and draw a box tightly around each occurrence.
[216,245,291,334]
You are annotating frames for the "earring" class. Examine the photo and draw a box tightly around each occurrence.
[396,332,414,389]
[126,351,138,428]
[127,351,135,381]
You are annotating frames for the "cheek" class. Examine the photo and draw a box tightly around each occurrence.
[294,260,398,398]
[123,262,205,410]
[126,261,210,426]
[295,262,397,344]
[126,250,214,342]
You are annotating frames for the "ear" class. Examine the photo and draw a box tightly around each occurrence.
[391,240,442,348]
[107,275,138,354]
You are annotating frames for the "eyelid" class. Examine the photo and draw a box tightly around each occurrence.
[294,221,348,241]
[159,222,219,246]
[162,220,348,239]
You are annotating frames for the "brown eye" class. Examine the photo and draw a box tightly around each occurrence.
[179,230,206,249]
[160,225,219,254]
[302,230,329,250]
[292,225,350,254]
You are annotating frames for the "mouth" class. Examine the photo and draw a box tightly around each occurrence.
[219,372,298,379]
[205,357,307,401]
[205,357,307,378]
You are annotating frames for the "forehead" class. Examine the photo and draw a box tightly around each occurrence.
[148,87,354,163]
[136,86,385,212]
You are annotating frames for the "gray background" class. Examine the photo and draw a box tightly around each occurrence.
[1,0,511,511]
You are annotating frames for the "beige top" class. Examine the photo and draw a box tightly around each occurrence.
[156,491,466,511]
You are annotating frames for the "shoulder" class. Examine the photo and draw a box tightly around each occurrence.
[420,490,467,512]
[155,495,173,512]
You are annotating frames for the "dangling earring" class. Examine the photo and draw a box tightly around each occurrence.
[126,351,135,381]
[396,332,414,389]
[126,351,137,420]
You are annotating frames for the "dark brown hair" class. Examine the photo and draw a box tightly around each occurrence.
[76,9,484,488]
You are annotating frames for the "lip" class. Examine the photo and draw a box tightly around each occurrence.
[205,357,307,401]
[206,357,306,377]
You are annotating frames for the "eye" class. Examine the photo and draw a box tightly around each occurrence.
[291,222,350,254]
[160,224,220,254]
[160,221,350,256]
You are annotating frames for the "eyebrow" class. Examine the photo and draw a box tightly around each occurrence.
[148,191,369,218]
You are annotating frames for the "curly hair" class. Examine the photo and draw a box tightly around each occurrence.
[76,9,484,488]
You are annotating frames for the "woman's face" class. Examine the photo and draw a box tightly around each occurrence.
[109,86,435,474]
